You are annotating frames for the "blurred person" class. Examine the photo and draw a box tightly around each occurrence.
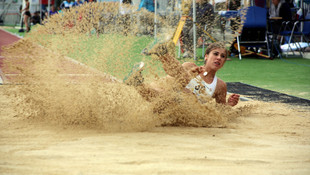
[182,0,215,58]
[61,0,74,9]
[269,0,292,34]
[122,0,132,4]
[47,5,58,16]
[31,11,41,25]
[73,0,84,7]
[226,0,240,11]
[21,0,31,32]
[269,0,292,21]
[41,0,55,12]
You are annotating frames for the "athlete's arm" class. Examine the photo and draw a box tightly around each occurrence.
[214,79,239,106]
[214,79,227,104]
[150,42,192,87]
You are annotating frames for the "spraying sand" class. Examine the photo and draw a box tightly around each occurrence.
[0,3,309,174]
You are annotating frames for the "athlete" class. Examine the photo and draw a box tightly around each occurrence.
[125,41,240,107]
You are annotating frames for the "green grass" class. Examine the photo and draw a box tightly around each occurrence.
[3,26,310,100]
[64,33,157,79]
[1,27,26,38]
[215,57,310,100]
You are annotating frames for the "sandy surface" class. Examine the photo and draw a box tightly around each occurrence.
[1,87,310,175]
[0,4,309,174]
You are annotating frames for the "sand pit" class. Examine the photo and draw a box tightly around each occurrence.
[1,3,310,174]
[0,86,310,175]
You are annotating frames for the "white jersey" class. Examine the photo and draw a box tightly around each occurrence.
[186,75,218,100]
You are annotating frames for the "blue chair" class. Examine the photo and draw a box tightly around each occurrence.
[282,14,310,57]
[236,6,271,59]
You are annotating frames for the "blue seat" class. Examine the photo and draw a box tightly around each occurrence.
[236,6,271,59]
[283,14,310,57]
[239,6,266,28]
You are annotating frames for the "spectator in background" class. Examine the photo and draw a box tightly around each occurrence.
[48,5,58,16]
[61,0,74,9]
[123,0,132,4]
[269,0,292,34]
[21,0,31,32]
[121,0,133,14]
[121,0,132,12]
[226,0,240,11]
[182,0,215,58]
[31,11,41,25]
[41,0,54,12]
[73,0,84,7]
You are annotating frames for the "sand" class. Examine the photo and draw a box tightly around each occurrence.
[1,3,310,174]
[1,86,309,175]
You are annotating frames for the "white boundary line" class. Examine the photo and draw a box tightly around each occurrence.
[60,54,121,83]
[0,68,8,85]
[0,28,23,39]
[0,44,121,84]
[0,57,8,84]
[4,74,113,77]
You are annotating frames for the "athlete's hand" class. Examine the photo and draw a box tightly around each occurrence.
[189,66,204,76]
[227,93,240,107]
[149,40,175,57]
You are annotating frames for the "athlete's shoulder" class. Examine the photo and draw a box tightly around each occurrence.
[214,77,227,95]
[216,77,226,89]
[213,77,227,103]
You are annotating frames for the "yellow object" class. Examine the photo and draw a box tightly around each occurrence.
[233,43,271,59]
[173,16,187,45]
[173,0,217,45]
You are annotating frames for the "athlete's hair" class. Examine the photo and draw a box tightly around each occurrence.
[205,42,227,56]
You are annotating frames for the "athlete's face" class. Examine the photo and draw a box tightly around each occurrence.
[204,48,227,71]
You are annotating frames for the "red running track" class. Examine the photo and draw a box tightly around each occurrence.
[0,29,21,54]
[0,29,21,83]
[0,29,116,84]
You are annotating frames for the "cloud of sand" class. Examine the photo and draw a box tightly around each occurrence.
[2,2,250,132]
